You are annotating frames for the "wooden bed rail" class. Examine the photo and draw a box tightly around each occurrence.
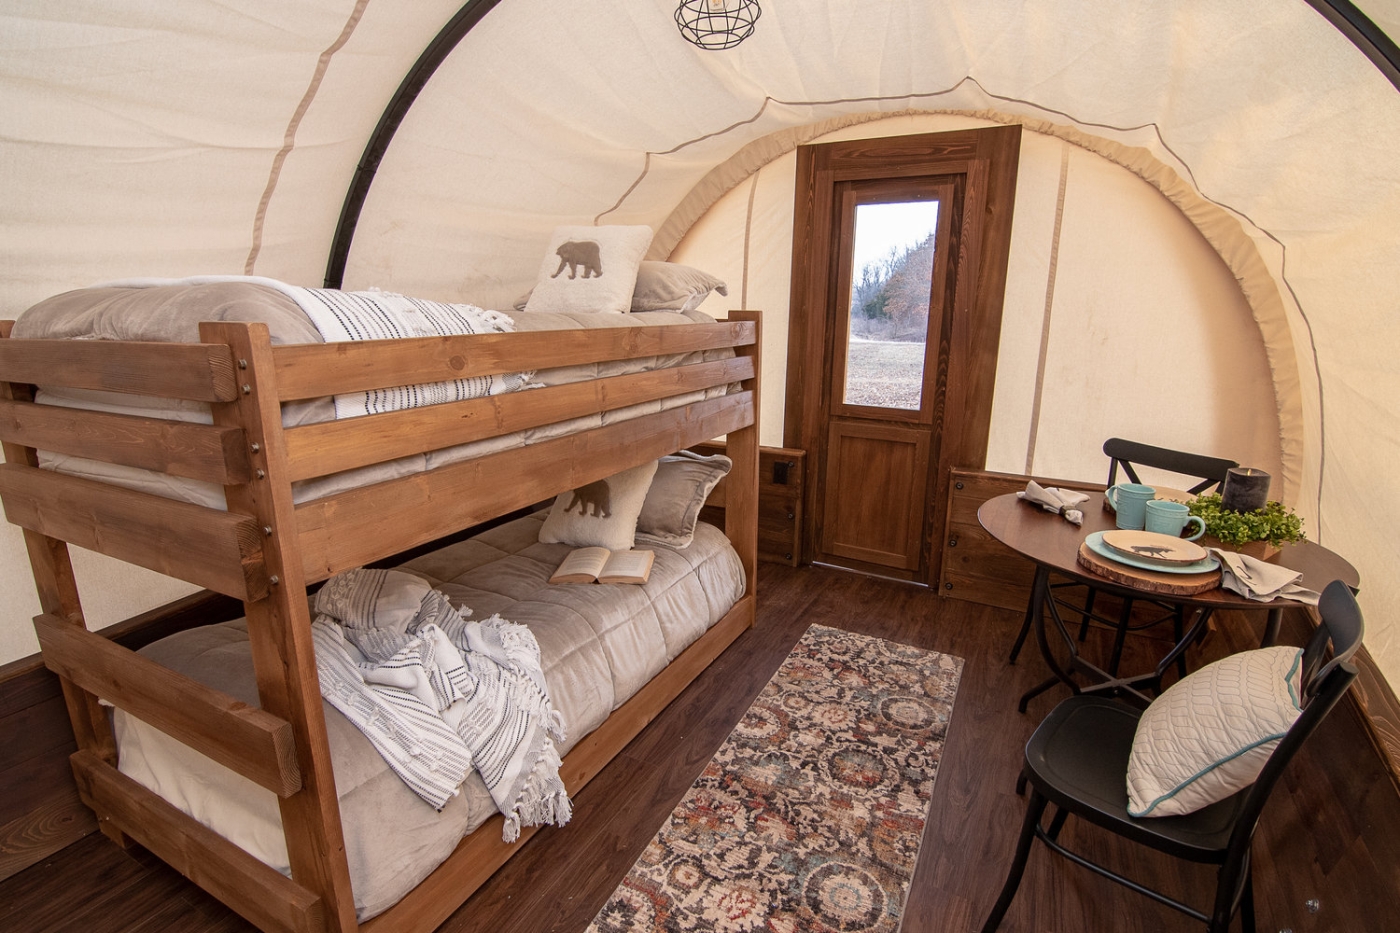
[270,320,756,402]
[69,751,324,933]
[0,463,270,601]
[294,390,755,582]
[0,398,253,485]
[0,333,240,401]
[283,355,752,481]
[35,615,301,797]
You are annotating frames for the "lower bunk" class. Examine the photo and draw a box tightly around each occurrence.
[80,509,750,932]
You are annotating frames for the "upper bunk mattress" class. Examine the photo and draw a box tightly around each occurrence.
[10,279,732,508]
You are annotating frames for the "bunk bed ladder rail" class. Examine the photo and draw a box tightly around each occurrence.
[0,320,345,933]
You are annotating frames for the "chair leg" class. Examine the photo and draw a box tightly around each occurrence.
[1046,805,1068,841]
[1239,869,1256,933]
[979,788,1049,933]
[1210,850,1254,933]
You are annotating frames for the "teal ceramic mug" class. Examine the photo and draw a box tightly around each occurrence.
[1106,482,1155,530]
[1144,499,1207,540]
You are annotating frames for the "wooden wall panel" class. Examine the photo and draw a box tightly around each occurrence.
[937,468,1102,610]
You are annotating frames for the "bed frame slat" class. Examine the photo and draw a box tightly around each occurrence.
[0,463,268,600]
[34,614,301,797]
[270,321,757,401]
[0,336,240,401]
[283,355,753,482]
[69,750,324,933]
[294,390,754,582]
[0,398,252,484]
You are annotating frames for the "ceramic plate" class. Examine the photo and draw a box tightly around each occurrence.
[1087,532,1218,574]
[1102,529,1209,564]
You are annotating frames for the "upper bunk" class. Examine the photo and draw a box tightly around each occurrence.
[0,279,760,605]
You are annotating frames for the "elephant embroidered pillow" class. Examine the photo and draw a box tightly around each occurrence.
[524,224,654,314]
[634,450,732,548]
[538,460,659,551]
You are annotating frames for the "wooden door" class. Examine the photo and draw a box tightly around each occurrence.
[785,127,1022,585]
[817,176,957,575]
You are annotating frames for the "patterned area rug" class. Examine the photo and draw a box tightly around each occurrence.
[587,624,964,933]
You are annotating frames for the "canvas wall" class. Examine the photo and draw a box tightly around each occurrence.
[668,115,1284,487]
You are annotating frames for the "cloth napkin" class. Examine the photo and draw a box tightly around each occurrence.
[1211,548,1320,605]
[1017,481,1090,525]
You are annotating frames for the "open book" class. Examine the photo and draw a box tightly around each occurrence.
[549,547,655,585]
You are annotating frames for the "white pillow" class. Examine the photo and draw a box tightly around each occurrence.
[1126,646,1303,817]
[523,225,654,314]
[538,461,659,552]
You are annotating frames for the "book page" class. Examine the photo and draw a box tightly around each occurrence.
[549,546,612,584]
[598,549,654,584]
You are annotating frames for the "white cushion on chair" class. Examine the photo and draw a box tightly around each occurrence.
[1126,646,1303,817]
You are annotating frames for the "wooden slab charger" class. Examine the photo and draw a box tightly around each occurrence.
[1077,543,1221,595]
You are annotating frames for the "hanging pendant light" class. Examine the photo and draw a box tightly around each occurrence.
[675,0,761,50]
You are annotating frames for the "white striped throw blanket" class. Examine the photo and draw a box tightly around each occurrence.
[310,568,570,841]
[281,286,535,419]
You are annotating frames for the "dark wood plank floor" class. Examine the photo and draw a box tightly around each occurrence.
[3,563,1398,932]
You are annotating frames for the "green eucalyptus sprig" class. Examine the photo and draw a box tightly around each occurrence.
[1187,493,1306,547]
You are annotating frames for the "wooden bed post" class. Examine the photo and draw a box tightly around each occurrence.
[201,322,358,933]
[0,321,127,846]
[725,310,761,612]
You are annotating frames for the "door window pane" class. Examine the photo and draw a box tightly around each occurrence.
[844,200,939,410]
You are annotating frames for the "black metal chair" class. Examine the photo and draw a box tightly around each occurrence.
[981,579,1364,933]
[1008,438,1238,677]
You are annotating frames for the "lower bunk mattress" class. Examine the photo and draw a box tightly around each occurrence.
[113,510,745,920]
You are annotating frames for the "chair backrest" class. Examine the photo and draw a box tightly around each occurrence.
[1221,580,1363,873]
[1103,437,1238,495]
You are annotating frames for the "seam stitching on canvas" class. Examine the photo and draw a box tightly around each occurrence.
[741,174,759,309]
[1025,144,1071,475]
[246,0,371,274]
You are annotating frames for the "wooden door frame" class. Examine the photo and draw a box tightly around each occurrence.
[784,125,1022,586]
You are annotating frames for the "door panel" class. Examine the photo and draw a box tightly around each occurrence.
[815,176,958,576]
[821,421,930,570]
[785,127,1022,587]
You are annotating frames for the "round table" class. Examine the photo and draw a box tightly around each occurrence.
[978,491,1359,710]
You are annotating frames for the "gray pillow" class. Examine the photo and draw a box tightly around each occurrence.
[634,451,732,549]
[629,261,729,312]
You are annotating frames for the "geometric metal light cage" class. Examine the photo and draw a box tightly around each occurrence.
[675,0,762,50]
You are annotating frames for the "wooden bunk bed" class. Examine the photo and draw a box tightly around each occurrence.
[0,307,760,933]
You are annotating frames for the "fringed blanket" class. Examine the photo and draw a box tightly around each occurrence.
[280,285,534,419]
[310,568,571,841]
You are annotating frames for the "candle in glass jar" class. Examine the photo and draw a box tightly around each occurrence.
[1221,467,1271,513]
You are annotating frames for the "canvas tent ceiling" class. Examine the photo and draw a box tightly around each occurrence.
[1,0,1398,691]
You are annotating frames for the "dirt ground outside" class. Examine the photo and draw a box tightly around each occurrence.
[843,338,925,409]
